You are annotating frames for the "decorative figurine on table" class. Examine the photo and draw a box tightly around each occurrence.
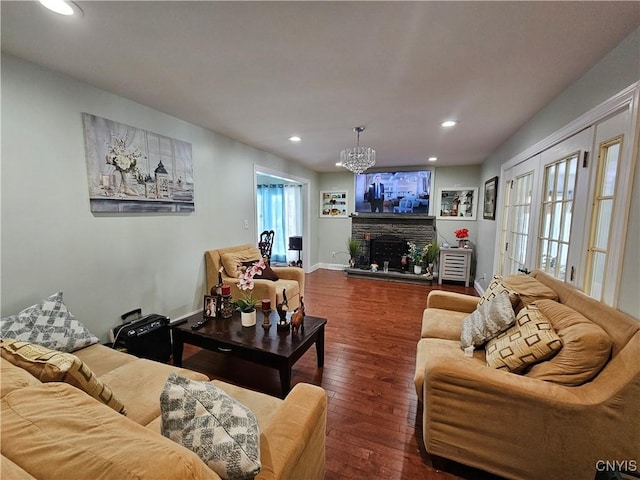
[290,297,305,336]
[276,288,290,330]
[261,298,272,328]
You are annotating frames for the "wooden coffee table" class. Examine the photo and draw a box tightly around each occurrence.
[172,310,326,397]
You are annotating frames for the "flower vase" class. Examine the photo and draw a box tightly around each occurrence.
[414,265,422,274]
[241,310,256,327]
[458,239,468,248]
[117,171,139,197]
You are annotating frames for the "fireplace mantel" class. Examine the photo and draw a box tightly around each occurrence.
[350,213,435,222]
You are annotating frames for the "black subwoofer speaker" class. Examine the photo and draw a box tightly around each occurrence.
[289,236,303,250]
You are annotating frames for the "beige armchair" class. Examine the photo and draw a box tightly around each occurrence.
[205,244,305,311]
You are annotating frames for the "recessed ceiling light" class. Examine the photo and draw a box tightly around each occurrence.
[428,157,438,162]
[335,162,342,167]
[39,0,83,16]
[442,120,457,128]
[288,136,301,142]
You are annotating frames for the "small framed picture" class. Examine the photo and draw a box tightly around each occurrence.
[483,176,498,220]
[203,295,217,319]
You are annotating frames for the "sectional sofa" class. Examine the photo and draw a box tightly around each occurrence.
[1,340,327,480]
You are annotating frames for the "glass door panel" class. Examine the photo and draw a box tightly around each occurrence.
[537,153,578,280]
[502,157,538,276]
[585,136,623,301]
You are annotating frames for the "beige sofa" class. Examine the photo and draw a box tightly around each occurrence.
[1,342,326,480]
[206,244,305,311]
[414,270,639,479]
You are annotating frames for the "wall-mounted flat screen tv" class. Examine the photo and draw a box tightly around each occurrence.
[354,170,433,214]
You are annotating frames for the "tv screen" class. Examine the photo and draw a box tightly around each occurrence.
[355,170,432,214]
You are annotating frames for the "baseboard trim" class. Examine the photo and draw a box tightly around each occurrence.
[170,309,201,325]
[314,263,347,271]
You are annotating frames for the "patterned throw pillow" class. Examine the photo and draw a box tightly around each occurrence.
[486,304,563,373]
[478,275,520,310]
[160,373,261,480]
[460,290,516,348]
[1,292,98,353]
[0,339,126,414]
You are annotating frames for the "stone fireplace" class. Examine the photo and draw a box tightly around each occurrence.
[350,213,435,270]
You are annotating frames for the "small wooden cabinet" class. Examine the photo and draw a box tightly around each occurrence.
[439,248,473,287]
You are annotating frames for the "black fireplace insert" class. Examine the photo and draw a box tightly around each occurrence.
[369,235,408,270]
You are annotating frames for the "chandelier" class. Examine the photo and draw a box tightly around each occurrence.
[339,126,376,174]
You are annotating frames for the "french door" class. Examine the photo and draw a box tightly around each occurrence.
[536,129,592,286]
[500,156,540,276]
[499,129,592,282]
[497,106,633,307]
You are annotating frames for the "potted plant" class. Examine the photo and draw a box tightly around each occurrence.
[455,228,469,248]
[423,242,439,280]
[234,257,267,326]
[407,242,427,274]
[346,237,361,268]
[423,242,439,265]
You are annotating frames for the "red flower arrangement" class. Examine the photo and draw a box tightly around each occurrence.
[454,228,469,239]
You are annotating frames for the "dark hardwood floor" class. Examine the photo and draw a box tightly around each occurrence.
[179,269,502,480]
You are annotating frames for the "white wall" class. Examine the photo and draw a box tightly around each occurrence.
[431,165,482,247]
[1,54,318,341]
[475,28,640,317]
[315,166,482,268]
[317,172,356,266]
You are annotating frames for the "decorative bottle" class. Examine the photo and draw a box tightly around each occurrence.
[211,268,224,316]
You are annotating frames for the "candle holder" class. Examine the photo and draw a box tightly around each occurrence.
[220,294,234,319]
[262,309,272,327]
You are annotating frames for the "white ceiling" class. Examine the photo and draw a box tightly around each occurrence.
[2,1,639,172]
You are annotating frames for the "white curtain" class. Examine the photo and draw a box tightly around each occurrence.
[283,185,303,264]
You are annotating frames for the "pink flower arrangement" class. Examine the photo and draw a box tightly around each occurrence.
[235,257,267,312]
[454,228,469,239]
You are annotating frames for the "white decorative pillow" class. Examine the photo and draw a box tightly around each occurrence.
[460,290,516,348]
[478,275,520,309]
[160,373,261,480]
[1,292,98,353]
[486,304,563,373]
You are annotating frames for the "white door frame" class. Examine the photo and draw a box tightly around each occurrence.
[253,165,312,272]
[494,81,639,276]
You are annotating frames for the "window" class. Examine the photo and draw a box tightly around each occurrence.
[507,172,534,274]
[537,153,578,279]
[584,137,622,301]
